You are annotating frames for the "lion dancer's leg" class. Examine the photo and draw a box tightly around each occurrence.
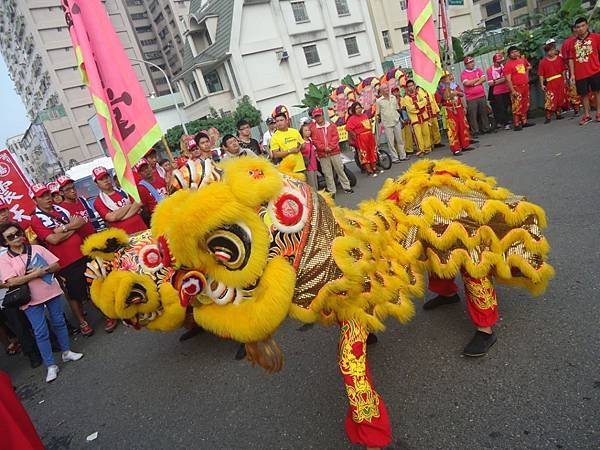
[339,320,391,449]
[424,273,498,357]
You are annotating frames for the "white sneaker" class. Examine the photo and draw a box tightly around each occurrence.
[62,350,83,362]
[46,365,59,383]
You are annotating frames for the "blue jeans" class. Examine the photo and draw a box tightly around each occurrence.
[24,295,71,367]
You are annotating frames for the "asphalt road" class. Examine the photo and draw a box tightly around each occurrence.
[2,116,599,450]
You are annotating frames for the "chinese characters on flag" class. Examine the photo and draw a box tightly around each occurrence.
[0,149,35,224]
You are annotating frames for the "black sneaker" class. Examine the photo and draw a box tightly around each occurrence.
[452,150,462,156]
[514,125,523,131]
[423,293,460,310]
[462,331,497,357]
[522,122,535,128]
[366,333,378,345]
[178,326,204,342]
[462,147,474,152]
[343,189,354,194]
[235,343,247,360]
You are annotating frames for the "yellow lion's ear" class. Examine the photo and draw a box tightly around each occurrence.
[81,228,130,260]
[220,157,284,208]
[278,155,306,182]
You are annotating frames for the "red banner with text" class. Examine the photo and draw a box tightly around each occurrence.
[0,149,35,224]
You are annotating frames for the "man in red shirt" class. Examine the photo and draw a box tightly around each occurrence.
[57,175,97,239]
[30,184,117,335]
[567,17,600,125]
[504,45,534,131]
[135,158,167,215]
[92,167,147,235]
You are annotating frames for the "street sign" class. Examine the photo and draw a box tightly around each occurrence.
[448,0,464,5]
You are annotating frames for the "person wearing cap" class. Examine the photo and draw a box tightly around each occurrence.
[236,119,264,157]
[538,40,567,123]
[504,45,534,131]
[135,158,168,217]
[144,147,166,181]
[460,56,491,136]
[262,117,277,158]
[375,83,407,162]
[220,134,257,161]
[29,183,109,336]
[269,105,306,173]
[565,17,600,125]
[92,167,146,235]
[487,52,512,130]
[57,176,97,239]
[47,182,63,205]
[309,107,353,196]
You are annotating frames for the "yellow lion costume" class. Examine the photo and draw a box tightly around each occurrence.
[83,157,553,448]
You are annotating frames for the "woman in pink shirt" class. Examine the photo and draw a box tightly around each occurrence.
[299,123,319,191]
[0,222,83,383]
[487,52,512,129]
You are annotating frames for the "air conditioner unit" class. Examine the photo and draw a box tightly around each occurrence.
[276,50,289,62]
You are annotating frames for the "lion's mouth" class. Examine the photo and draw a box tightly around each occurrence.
[125,307,164,329]
[199,276,258,306]
[126,284,148,306]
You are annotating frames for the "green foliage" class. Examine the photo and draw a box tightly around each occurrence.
[340,74,357,88]
[452,36,464,64]
[233,95,262,127]
[294,82,332,109]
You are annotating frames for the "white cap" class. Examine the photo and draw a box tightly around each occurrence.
[545,38,556,45]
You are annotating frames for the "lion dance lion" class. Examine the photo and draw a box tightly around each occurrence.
[83,157,553,448]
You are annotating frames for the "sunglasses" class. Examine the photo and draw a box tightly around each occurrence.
[4,230,24,241]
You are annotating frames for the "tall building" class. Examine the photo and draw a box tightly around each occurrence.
[174,0,383,120]
[367,0,483,67]
[122,0,191,95]
[0,0,155,170]
[478,0,564,29]
[5,134,33,181]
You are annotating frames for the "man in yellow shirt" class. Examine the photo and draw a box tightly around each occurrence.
[401,80,433,155]
[269,105,306,173]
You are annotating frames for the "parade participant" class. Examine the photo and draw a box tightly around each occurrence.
[261,117,276,158]
[487,52,512,130]
[461,56,490,136]
[392,87,415,155]
[135,158,168,216]
[566,17,600,124]
[57,175,97,239]
[47,182,63,205]
[145,147,166,180]
[419,85,443,148]
[375,84,406,162]
[220,134,257,161]
[309,107,353,196]
[29,184,104,336]
[92,167,146,235]
[236,119,264,156]
[0,222,83,382]
[345,101,379,176]
[538,40,567,123]
[299,123,318,191]
[269,105,306,173]
[504,45,534,131]
[193,131,219,161]
[401,80,433,156]
[435,72,472,156]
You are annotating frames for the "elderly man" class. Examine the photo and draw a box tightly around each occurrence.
[220,134,257,161]
[376,84,406,162]
[309,108,353,196]
[461,56,490,136]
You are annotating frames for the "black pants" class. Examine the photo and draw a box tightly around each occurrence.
[0,308,38,356]
[491,92,511,126]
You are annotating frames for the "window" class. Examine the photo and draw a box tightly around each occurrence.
[485,1,501,16]
[144,51,162,60]
[135,26,152,33]
[399,0,407,10]
[303,44,320,65]
[513,14,528,26]
[204,29,213,46]
[141,38,157,46]
[131,12,148,20]
[344,36,359,56]
[155,13,165,24]
[291,2,309,23]
[204,70,224,93]
[382,30,392,50]
[159,27,168,39]
[401,26,409,44]
[335,0,350,16]
[188,81,201,100]
[126,0,143,5]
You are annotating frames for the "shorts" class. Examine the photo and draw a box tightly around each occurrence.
[58,257,90,302]
[575,73,600,96]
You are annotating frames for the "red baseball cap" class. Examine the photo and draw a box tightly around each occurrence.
[57,175,74,187]
[134,158,150,172]
[30,183,50,198]
[47,181,61,194]
[464,56,474,64]
[92,166,110,182]
[311,107,324,117]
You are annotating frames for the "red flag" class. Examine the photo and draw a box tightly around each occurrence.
[61,0,162,200]
[0,149,35,224]
[408,0,443,93]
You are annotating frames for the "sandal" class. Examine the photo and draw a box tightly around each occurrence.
[6,342,21,355]
[80,321,94,337]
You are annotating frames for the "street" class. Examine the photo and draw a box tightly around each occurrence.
[2,116,599,450]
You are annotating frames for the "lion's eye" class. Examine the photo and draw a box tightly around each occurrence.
[206,224,251,270]
[139,245,162,272]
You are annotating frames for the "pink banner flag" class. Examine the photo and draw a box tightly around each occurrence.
[61,0,162,200]
[408,0,443,94]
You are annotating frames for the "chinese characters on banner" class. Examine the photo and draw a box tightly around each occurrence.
[0,150,35,224]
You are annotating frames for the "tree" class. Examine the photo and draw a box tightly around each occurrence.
[452,36,464,64]
[294,82,332,109]
[233,95,262,127]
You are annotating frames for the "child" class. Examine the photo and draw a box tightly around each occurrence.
[299,123,318,192]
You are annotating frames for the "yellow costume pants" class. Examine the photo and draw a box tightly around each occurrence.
[430,117,441,145]
[402,125,414,153]
[413,122,432,153]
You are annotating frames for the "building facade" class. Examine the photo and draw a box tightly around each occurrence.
[5,134,34,182]
[478,0,564,30]
[367,0,483,67]
[122,0,190,95]
[0,0,155,169]
[175,0,383,120]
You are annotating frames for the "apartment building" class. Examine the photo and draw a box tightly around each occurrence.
[0,0,155,169]
[175,0,383,119]
[6,134,34,182]
[123,0,190,94]
[478,0,565,29]
[367,0,483,66]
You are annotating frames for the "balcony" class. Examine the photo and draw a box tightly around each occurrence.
[485,1,502,16]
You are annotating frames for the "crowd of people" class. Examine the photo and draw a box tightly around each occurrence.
[1,17,597,384]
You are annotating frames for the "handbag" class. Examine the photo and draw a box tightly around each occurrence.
[3,246,32,309]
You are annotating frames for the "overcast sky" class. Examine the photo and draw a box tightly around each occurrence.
[0,56,30,147]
